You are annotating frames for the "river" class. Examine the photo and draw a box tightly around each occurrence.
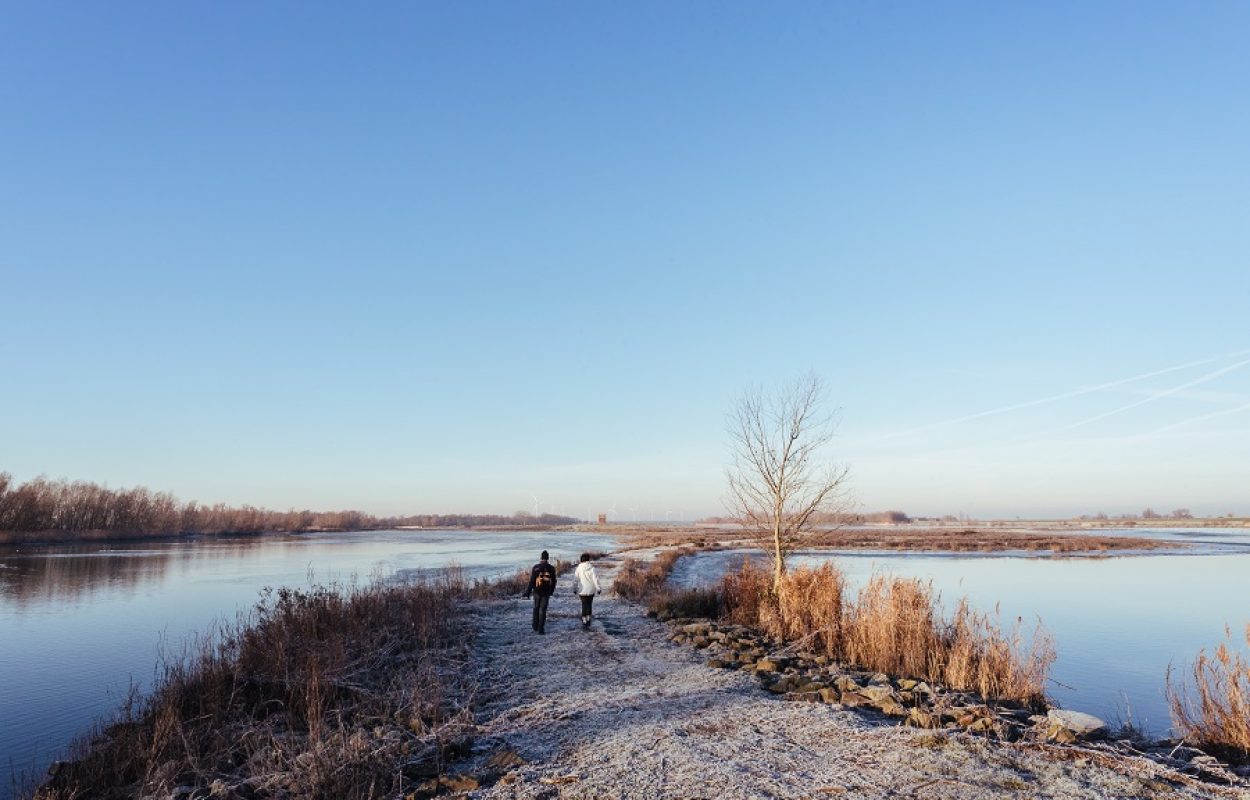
[0,529,617,797]
[669,527,1250,739]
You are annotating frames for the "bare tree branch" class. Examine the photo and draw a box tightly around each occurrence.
[725,374,851,592]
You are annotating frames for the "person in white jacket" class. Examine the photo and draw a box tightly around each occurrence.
[572,552,601,629]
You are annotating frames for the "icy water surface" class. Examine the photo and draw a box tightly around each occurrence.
[671,529,1250,737]
[0,529,616,796]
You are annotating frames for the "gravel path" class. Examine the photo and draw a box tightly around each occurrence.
[462,556,1246,800]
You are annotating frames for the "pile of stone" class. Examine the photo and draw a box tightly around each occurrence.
[668,620,1099,745]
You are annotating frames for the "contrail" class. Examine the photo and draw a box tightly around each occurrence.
[1141,399,1250,437]
[1052,356,1250,432]
[881,348,1250,440]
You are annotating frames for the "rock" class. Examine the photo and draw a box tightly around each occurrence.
[896,678,919,691]
[911,681,934,697]
[797,681,826,694]
[839,691,871,708]
[906,708,936,728]
[868,672,890,685]
[819,687,839,703]
[692,636,711,648]
[832,676,862,693]
[755,659,782,672]
[877,697,908,717]
[965,717,996,734]
[767,680,791,694]
[860,685,895,704]
[786,691,821,702]
[680,623,710,635]
[1045,709,1107,740]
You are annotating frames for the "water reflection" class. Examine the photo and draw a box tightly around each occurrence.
[0,529,617,798]
[673,546,1250,735]
[0,541,256,605]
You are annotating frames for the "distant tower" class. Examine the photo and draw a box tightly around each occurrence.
[597,513,607,525]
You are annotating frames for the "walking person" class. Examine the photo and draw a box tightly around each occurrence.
[522,550,558,634]
[573,552,601,629]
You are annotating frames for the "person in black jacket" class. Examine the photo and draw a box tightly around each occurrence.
[522,550,558,634]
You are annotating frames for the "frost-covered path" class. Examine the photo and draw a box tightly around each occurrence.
[460,555,1242,800]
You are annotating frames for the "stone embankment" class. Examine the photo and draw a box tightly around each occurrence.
[412,555,1248,799]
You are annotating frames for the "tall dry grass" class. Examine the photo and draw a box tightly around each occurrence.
[37,578,469,800]
[614,548,690,602]
[842,575,940,680]
[719,562,1054,706]
[1168,624,1250,762]
[614,548,722,619]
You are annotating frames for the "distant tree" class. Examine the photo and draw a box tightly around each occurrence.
[1142,508,1161,519]
[1170,508,1193,519]
[726,374,851,593]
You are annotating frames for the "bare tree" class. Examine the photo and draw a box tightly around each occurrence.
[726,374,851,593]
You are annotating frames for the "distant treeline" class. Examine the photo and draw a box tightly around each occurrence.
[0,473,580,542]
[699,510,913,525]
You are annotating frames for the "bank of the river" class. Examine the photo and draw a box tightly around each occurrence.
[1,529,618,799]
[26,546,1250,799]
[458,553,1247,798]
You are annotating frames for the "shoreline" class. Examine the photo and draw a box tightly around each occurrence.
[457,555,1248,798]
[30,549,1250,799]
[0,525,600,548]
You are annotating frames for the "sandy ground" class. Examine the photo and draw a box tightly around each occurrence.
[462,556,1247,800]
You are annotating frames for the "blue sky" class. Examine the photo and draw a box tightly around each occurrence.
[2,1,1247,519]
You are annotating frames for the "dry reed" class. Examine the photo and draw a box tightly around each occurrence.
[36,578,470,800]
[613,549,689,603]
[718,562,1053,706]
[1168,623,1250,762]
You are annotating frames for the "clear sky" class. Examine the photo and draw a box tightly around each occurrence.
[3,2,1247,520]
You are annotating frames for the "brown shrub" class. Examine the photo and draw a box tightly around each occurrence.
[718,562,1053,705]
[614,549,688,603]
[648,588,722,620]
[37,579,469,800]
[1168,624,1250,762]
[720,558,771,628]
[843,575,940,680]
[941,599,1054,708]
[771,563,845,658]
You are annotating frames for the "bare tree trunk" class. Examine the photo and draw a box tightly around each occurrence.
[726,374,851,596]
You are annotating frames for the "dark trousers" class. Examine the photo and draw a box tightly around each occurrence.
[579,594,594,622]
[531,593,550,632]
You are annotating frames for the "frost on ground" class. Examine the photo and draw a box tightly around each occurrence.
[463,557,1246,800]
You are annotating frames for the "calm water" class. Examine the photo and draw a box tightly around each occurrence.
[0,529,617,795]
[671,528,1250,737]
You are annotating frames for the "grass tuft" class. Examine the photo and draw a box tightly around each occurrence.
[36,578,470,800]
[1168,623,1250,763]
[718,562,1053,706]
